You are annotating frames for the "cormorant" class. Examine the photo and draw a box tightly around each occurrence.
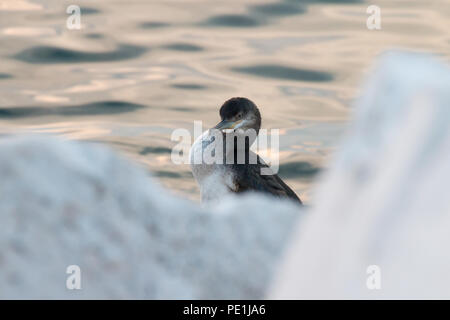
[190,97,302,204]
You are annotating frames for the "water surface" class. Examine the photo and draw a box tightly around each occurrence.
[1,0,449,202]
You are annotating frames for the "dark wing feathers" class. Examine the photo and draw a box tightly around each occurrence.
[231,154,302,204]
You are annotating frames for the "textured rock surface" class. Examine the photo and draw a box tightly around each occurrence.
[269,51,450,299]
[0,135,301,299]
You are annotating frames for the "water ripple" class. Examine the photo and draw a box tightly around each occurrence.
[154,170,193,179]
[171,83,207,90]
[231,64,334,82]
[84,33,104,39]
[162,43,203,52]
[13,44,147,64]
[140,146,172,155]
[139,22,170,29]
[81,7,101,15]
[249,2,305,16]
[203,14,262,27]
[278,161,320,179]
[0,73,12,79]
[0,101,146,119]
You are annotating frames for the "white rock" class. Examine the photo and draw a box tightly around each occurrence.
[269,51,450,299]
[0,135,301,299]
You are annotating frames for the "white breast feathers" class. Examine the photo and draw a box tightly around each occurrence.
[189,130,236,202]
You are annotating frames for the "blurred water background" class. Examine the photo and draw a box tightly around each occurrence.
[0,0,449,202]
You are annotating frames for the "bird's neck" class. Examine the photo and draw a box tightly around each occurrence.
[223,133,256,165]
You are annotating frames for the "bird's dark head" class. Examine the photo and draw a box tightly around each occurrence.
[214,97,261,134]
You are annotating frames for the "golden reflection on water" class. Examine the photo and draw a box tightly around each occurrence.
[0,0,449,202]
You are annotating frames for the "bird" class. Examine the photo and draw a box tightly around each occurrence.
[189,97,302,204]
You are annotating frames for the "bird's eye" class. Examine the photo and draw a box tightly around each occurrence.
[237,113,242,119]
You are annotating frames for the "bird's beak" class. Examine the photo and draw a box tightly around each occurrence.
[214,119,243,130]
